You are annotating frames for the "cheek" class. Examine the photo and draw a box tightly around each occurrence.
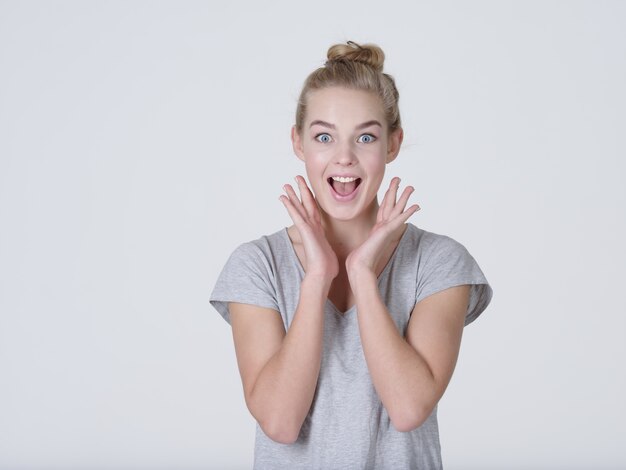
[304,155,327,177]
[304,160,319,180]
[366,159,386,178]
[303,161,325,196]
[364,163,386,193]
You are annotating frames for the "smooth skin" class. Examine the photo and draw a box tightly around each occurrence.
[229,87,470,443]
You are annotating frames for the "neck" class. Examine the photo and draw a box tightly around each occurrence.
[319,197,380,257]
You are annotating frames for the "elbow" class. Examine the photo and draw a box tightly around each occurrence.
[390,404,433,433]
[246,389,301,444]
[259,417,301,444]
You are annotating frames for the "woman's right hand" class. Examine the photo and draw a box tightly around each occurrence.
[280,175,339,283]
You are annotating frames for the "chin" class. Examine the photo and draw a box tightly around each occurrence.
[319,202,363,221]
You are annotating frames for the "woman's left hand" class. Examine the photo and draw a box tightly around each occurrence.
[345,177,420,279]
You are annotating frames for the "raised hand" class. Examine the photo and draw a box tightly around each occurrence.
[280,175,340,283]
[345,177,420,278]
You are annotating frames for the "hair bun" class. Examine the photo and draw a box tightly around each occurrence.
[326,40,385,72]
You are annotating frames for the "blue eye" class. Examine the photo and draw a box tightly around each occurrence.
[315,133,331,143]
[358,134,376,143]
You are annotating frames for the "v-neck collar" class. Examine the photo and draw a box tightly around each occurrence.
[281,223,413,317]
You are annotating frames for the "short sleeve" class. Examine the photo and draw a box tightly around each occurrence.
[209,242,280,325]
[415,235,494,326]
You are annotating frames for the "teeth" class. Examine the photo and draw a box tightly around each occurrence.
[331,176,358,183]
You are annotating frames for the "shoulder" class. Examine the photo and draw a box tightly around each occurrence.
[407,223,470,261]
[407,224,493,325]
[220,227,291,281]
[228,227,286,259]
[211,228,286,325]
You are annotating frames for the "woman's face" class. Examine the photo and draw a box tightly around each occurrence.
[291,86,402,221]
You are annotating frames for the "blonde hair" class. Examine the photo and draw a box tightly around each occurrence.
[295,40,401,136]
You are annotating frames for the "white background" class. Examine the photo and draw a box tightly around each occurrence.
[1,1,624,469]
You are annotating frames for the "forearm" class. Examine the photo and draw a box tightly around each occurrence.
[250,274,330,443]
[350,269,436,432]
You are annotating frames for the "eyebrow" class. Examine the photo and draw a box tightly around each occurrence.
[309,119,382,130]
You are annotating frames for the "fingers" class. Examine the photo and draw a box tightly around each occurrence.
[380,177,421,223]
[398,204,421,224]
[280,176,322,228]
[282,183,308,221]
[294,175,320,222]
[380,177,401,221]
[390,186,416,218]
[388,196,420,229]
[279,191,306,225]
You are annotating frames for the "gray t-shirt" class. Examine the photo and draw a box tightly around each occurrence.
[210,222,493,470]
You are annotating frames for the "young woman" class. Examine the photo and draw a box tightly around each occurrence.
[210,40,493,470]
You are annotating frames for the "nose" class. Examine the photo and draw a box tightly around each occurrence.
[335,141,358,166]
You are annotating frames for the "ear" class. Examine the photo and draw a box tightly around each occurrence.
[291,125,305,162]
[386,127,403,164]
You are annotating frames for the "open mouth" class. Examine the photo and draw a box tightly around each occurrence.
[327,177,362,197]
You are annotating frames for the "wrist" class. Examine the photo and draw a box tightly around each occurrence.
[302,273,334,293]
[347,265,377,287]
